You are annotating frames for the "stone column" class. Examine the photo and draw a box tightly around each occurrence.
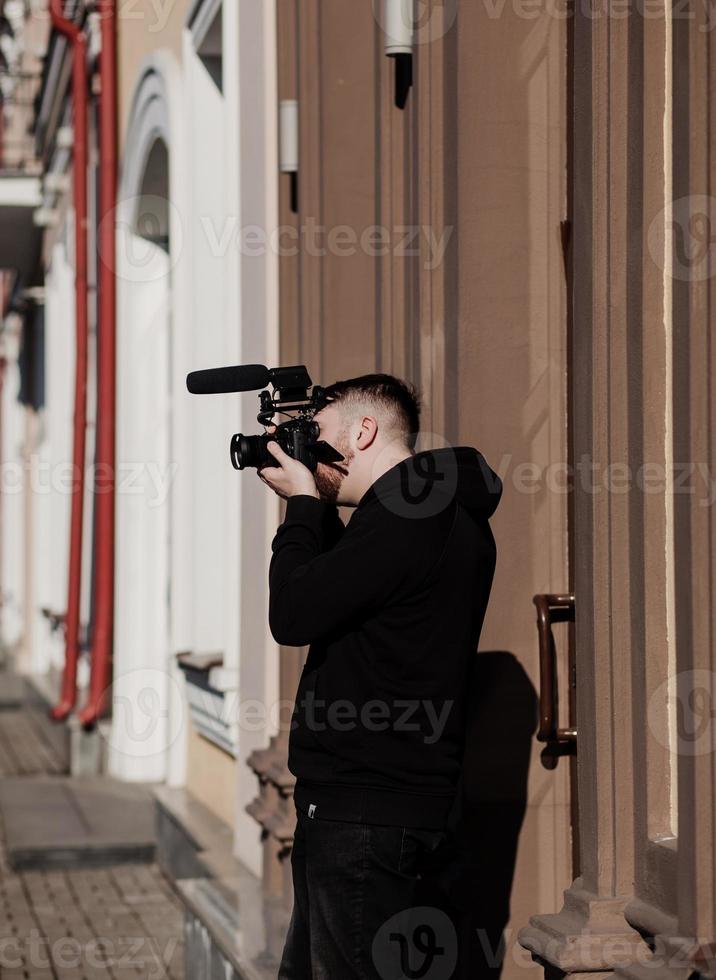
[518,9,656,976]
[618,7,716,980]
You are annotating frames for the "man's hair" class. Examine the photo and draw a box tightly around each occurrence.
[322,373,421,450]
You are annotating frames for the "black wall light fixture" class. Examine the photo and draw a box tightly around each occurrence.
[383,0,414,109]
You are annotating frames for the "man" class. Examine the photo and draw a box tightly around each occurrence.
[258,374,502,980]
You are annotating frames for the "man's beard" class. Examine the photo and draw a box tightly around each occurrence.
[314,430,354,504]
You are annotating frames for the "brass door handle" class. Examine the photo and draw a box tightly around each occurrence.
[533,593,576,762]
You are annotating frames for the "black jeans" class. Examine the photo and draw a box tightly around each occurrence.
[278,807,458,980]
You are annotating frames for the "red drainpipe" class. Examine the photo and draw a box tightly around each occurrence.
[78,0,117,728]
[0,96,5,170]
[0,352,5,617]
[0,275,7,620]
[50,1,89,722]
[0,275,6,617]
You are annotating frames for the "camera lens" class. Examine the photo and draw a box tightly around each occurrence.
[230,433,270,470]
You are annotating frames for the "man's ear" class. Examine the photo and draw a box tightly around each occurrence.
[356,415,378,451]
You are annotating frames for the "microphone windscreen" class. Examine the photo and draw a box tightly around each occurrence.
[186,364,270,394]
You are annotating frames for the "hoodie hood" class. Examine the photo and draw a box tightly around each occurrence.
[357,446,503,521]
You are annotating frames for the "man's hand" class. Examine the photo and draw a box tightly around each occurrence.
[258,439,319,500]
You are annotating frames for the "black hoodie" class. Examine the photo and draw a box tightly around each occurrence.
[268,446,503,829]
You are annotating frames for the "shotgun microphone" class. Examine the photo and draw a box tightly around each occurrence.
[186,364,271,395]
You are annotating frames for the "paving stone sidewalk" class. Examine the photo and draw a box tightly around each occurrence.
[0,704,66,778]
[0,677,185,979]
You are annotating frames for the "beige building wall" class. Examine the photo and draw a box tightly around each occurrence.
[453,8,572,975]
[521,7,716,980]
[117,0,191,153]
[186,725,236,828]
[251,4,573,975]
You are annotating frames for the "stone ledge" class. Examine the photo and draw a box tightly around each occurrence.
[155,783,235,881]
[0,775,156,870]
[155,785,290,980]
[181,875,288,980]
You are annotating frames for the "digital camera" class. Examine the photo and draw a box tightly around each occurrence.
[186,363,345,473]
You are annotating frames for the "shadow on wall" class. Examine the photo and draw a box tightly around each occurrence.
[419,650,537,980]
